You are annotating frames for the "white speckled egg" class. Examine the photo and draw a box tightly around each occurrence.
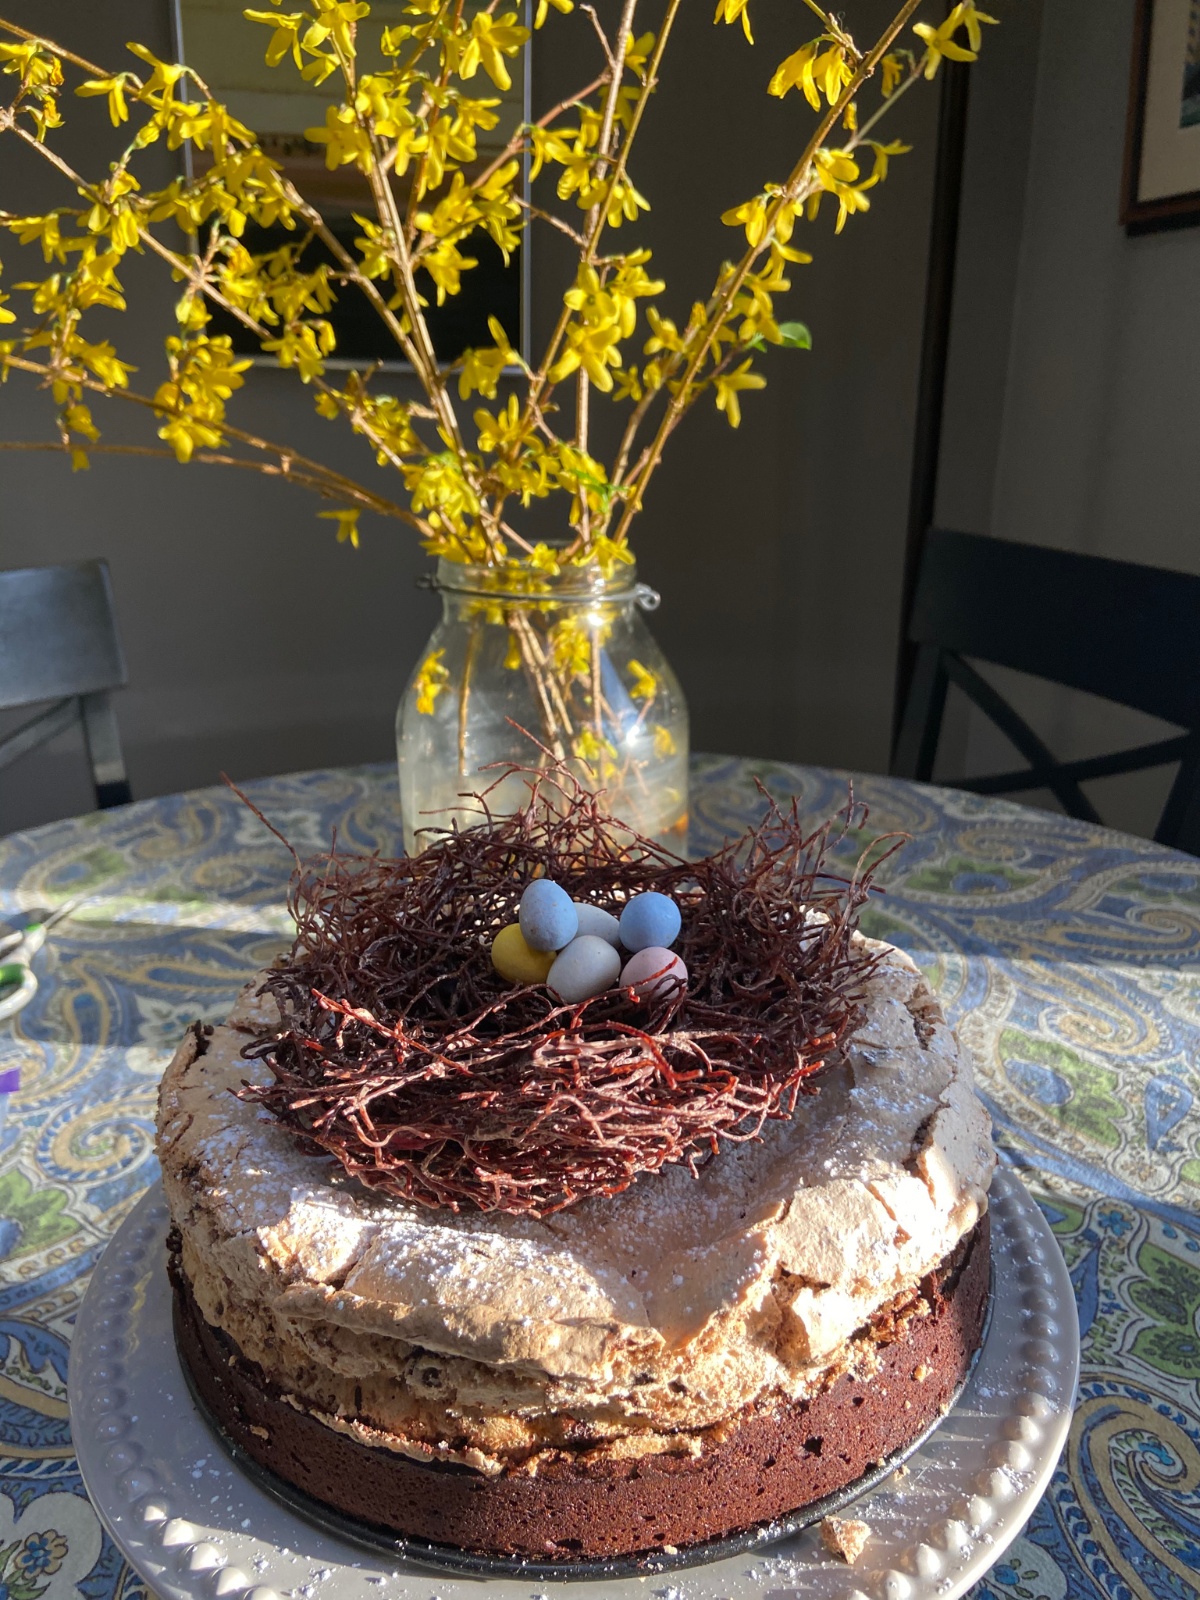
[572,901,622,947]
[547,935,622,1004]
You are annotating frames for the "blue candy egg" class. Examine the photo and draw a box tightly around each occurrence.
[548,934,622,1004]
[519,879,578,952]
[619,891,681,952]
[573,901,622,947]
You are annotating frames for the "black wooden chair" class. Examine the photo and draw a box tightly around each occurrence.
[0,559,133,810]
[892,529,1200,854]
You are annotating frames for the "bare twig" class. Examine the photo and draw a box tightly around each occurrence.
[0,353,432,532]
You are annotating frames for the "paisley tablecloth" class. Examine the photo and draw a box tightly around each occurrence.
[1,756,1198,1600]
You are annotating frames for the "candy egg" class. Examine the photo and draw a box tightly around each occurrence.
[491,923,555,986]
[620,946,688,1003]
[573,901,621,947]
[618,891,681,952]
[519,879,578,952]
[548,935,622,1004]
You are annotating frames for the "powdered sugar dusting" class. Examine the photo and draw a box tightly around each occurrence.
[157,946,994,1432]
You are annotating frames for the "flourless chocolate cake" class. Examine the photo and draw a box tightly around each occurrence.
[157,936,994,1562]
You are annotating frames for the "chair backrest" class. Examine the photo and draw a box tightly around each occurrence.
[0,560,132,811]
[893,530,1200,853]
[0,560,127,712]
[906,529,1200,728]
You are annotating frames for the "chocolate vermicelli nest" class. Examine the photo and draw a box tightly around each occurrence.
[238,771,899,1216]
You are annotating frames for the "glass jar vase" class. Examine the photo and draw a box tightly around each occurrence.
[397,557,688,854]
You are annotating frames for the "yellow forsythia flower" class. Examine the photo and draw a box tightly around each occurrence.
[627,659,657,701]
[714,0,753,46]
[75,74,130,126]
[881,53,905,97]
[714,359,765,429]
[914,4,997,79]
[413,649,451,715]
[551,616,592,680]
[534,0,573,32]
[319,507,361,547]
[581,535,634,580]
[527,542,561,576]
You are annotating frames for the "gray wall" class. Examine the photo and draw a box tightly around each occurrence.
[935,0,1200,838]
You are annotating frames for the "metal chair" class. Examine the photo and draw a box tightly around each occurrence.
[892,529,1200,854]
[0,559,132,810]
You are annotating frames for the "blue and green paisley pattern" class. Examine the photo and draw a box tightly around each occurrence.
[2,757,1198,1599]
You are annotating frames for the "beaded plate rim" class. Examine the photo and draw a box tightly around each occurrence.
[173,1285,992,1584]
[70,1167,1079,1600]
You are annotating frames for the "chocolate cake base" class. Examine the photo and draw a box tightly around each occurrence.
[169,1212,990,1565]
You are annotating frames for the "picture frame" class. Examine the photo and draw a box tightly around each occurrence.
[168,0,531,367]
[1121,0,1200,233]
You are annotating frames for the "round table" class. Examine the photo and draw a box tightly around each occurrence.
[1,757,1198,1600]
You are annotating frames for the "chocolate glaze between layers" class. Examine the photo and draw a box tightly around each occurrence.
[170,1211,990,1562]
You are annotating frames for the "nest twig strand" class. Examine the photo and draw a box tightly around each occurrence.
[239,771,896,1216]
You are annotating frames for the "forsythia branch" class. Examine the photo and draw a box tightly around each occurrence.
[0,1,993,565]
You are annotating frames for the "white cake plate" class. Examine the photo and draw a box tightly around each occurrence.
[70,1167,1078,1600]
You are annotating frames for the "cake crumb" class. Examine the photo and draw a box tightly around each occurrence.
[249,1424,269,1440]
[820,1516,871,1564]
[913,1361,932,1382]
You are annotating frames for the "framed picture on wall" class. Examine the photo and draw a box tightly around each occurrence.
[169,0,530,365]
[1122,0,1200,232]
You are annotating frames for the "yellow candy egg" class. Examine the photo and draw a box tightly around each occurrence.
[491,923,555,986]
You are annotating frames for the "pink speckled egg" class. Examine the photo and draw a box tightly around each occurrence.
[619,945,687,1004]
